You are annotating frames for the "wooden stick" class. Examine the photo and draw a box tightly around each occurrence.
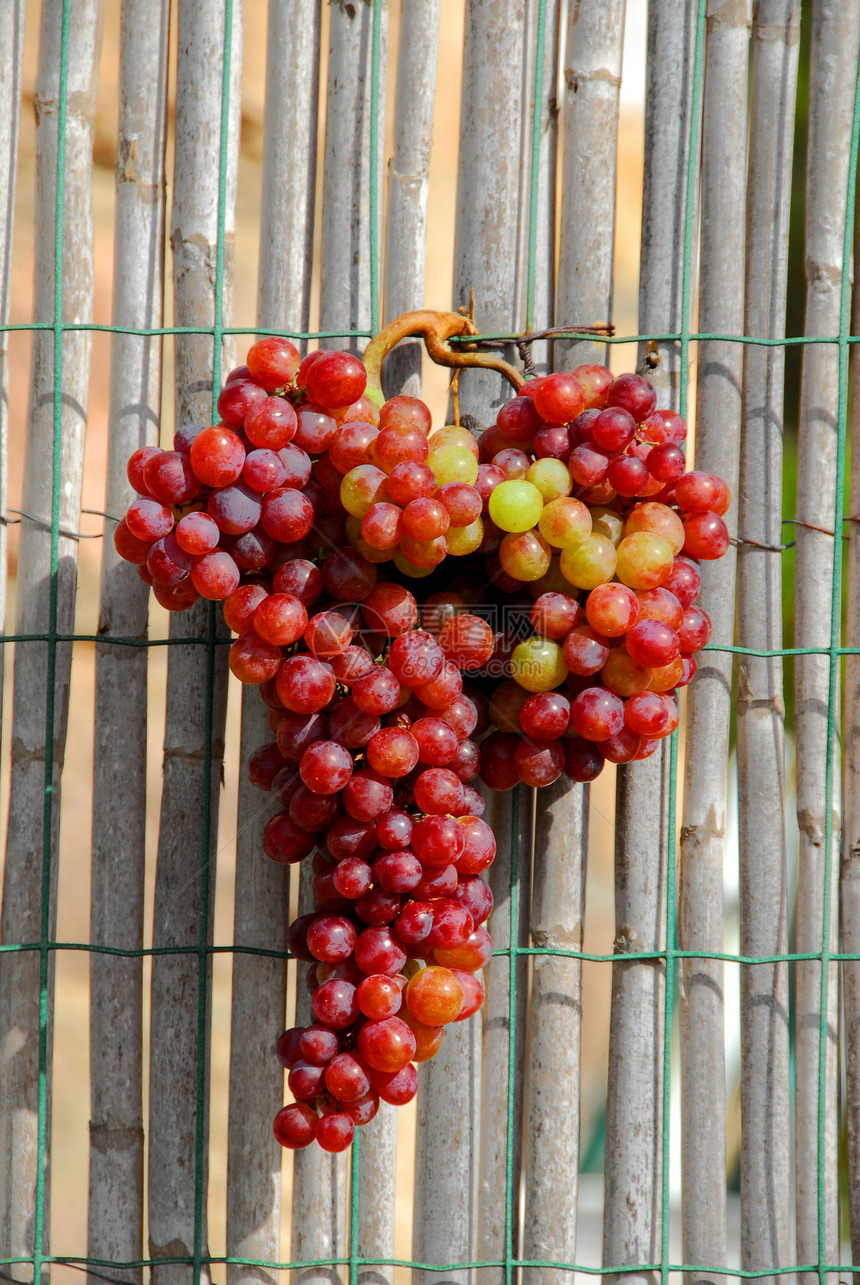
[603,749,670,1284]
[413,1015,483,1285]
[555,0,625,372]
[88,1,170,1279]
[477,785,531,1284]
[225,5,320,1281]
[257,0,321,346]
[844,90,860,1269]
[0,0,24,738]
[452,0,529,424]
[735,3,799,1278]
[382,0,440,397]
[357,10,441,1277]
[0,1,104,1271]
[523,8,622,1278]
[319,0,389,354]
[794,9,859,1283]
[523,780,588,1285]
[290,4,388,1282]
[225,697,287,1285]
[603,2,697,1279]
[678,4,749,1281]
[520,0,561,378]
[147,3,242,1282]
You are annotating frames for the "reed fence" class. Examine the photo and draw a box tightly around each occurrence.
[0,1,856,1283]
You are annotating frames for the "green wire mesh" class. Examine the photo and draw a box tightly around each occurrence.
[2,0,860,1281]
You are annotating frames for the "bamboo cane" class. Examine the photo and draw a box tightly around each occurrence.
[678,4,750,1282]
[0,0,24,739]
[555,0,625,372]
[319,0,389,355]
[476,785,531,1284]
[792,9,858,1283]
[843,110,860,1269]
[519,0,560,377]
[257,0,321,346]
[88,2,170,1279]
[603,2,698,1279]
[289,4,388,1282]
[382,0,440,397]
[0,1,104,1272]
[522,779,588,1285]
[147,3,242,1282]
[292,860,348,1285]
[357,10,442,1279]
[225,5,321,1281]
[452,0,529,424]
[522,7,623,1279]
[735,3,799,1279]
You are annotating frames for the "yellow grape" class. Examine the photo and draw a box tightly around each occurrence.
[510,636,569,692]
[428,445,479,486]
[615,531,674,590]
[487,479,544,533]
[538,496,592,549]
[623,501,684,554]
[429,425,480,459]
[526,457,573,502]
[559,533,617,589]
[446,517,484,556]
[340,464,387,517]
[499,529,552,581]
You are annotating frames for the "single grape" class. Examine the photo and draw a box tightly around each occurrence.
[488,480,544,533]
[509,636,569,693]
[514,737,565,786]
[273,1102,317,1150]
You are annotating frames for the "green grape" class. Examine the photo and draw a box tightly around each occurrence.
[560,533,617,589]
[446,517,484,556]
[428,445,479,486]
[487,479,544,533]
[510,636,569,693]
[526,458,573,502]
[538,496,592,549]
[615,531,674,590]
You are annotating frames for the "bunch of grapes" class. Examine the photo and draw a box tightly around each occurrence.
[113,320,731,1152]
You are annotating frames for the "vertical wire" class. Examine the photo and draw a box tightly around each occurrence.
[369,0,383,336]
[525,0,549,334]
[661,5,707,1283]
[191,2,235,1282]
[820,43,860,1285]
[353,0,382,1281]
[505,786,521,1285]
[33,0,72,1278]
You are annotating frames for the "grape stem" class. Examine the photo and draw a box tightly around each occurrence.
[362,309,526,407]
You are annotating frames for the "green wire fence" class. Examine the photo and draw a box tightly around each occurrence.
[1,0,858,1282]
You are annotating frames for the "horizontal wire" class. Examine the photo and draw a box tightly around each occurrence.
[5,1254,857,1279]
[4,321,860,348]
[0,634,857,658]
[0,937,856,966]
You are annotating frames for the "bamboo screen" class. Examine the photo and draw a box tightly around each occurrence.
[0,1,856,1284]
